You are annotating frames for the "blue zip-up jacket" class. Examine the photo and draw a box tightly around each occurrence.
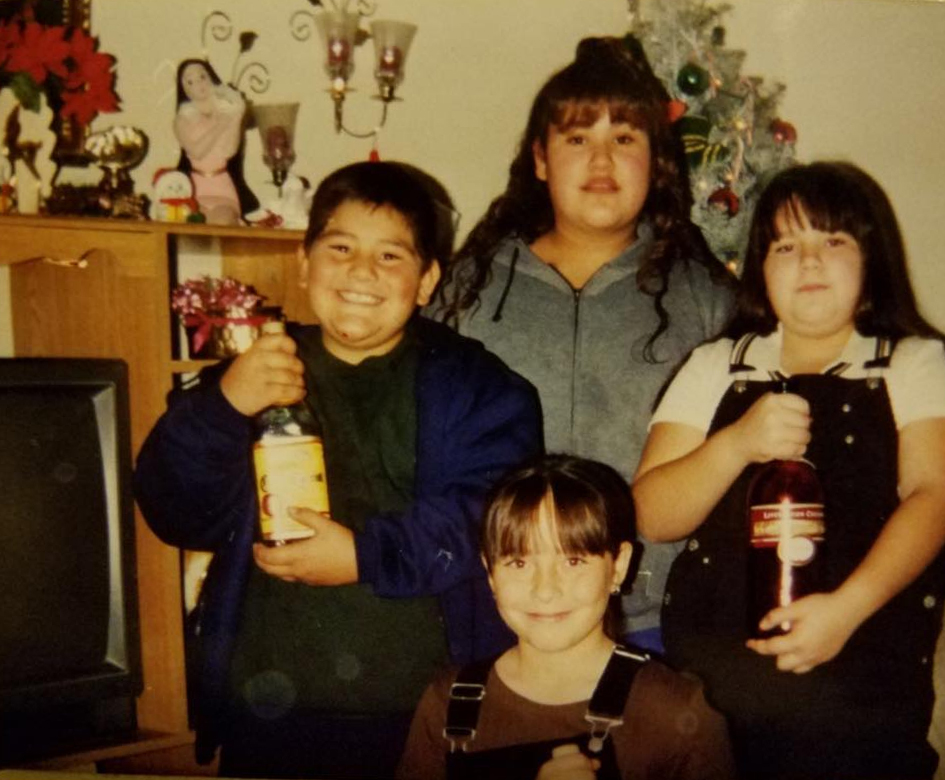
[133,318,543,762]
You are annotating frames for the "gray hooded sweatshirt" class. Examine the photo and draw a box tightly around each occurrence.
[453,225,733,635]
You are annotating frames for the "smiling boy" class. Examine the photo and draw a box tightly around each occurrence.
[134,162,543,779]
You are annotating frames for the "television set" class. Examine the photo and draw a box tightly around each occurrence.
[0,357,142,765]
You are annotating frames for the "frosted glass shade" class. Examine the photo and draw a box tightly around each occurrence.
[315,10,360,86]
[252,102,300,186]
[371,19,417,99]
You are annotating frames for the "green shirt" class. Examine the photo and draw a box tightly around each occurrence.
[229,325,448,716]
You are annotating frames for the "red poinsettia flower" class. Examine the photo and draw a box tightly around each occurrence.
[63,27,104,85]
[0,16,120,125]
[61,67,120,125]
[4,22,70,83]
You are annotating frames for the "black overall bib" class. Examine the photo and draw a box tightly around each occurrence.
[662,335,944,780]
[443,646,649,780]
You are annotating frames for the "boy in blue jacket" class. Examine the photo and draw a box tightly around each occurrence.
[134,161,543,779]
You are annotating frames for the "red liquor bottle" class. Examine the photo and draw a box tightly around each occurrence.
[746,458,825,638]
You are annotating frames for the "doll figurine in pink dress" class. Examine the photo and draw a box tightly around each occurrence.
[174,59,259,225]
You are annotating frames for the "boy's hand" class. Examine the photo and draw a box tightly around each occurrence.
[220,331,306,416]
[537,744,599,780]
[730,391,811,465]
[253,507,358,586]
[745,591,858,673]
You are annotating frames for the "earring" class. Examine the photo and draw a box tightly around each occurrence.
[611,585,621,595]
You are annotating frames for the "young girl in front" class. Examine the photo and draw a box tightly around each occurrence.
[397,454,734,780]
[434,37,733,652]
[634,161,945,779]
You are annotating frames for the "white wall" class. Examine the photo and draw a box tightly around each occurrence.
[2,0,944,355]
[85,0,629,246]
[721,0,945,329]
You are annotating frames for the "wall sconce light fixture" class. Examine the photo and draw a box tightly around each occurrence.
[252,102,300,192]
[292,2,417,138]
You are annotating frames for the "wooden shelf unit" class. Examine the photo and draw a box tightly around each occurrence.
[0,214,306,771]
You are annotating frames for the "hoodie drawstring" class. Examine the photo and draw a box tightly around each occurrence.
[490,246,520,322]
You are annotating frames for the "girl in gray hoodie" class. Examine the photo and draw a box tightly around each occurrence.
[435,36,733,653]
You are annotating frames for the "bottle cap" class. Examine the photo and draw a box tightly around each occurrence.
[261,319,285,336]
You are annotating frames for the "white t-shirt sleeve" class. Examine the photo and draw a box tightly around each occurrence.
[650,339,734,433]
[886,337,945,429]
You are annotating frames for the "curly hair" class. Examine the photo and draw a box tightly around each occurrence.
[435,36,727,360]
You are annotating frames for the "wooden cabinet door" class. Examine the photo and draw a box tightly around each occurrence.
[5,223,190,736]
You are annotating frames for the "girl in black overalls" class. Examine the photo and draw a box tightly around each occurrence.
[634,161,945,779]
[396,454,735,780]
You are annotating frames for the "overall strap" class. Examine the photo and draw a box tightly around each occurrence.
[728,333,783,391]
[863,337,895,370]
[728,333,758,374]
[822,336,895,376]
[443,656,495,753]
[585,645,651,753]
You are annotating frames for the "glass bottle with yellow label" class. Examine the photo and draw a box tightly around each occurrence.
[252,321,330,545]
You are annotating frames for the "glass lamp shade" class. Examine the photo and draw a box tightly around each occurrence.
[315,10,361,92]
[252,102,300,188]
[371,20,417,100]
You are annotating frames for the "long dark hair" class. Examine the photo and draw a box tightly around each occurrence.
[174,58,259,216]
[727,161,943,342]
[303,161,456,272]
[481,454,635,640]
[435,36,727,360]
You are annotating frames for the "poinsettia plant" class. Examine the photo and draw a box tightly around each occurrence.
[0,15,120,125]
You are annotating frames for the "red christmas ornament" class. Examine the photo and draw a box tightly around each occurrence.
[770,118,798,144]
[708,187,740,217]
[666,99,688,123]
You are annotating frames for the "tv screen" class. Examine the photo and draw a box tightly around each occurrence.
[0,358,142,765]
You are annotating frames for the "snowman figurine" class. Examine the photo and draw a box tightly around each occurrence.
[151,168,202,222]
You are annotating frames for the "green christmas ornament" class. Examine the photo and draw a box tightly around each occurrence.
[677,62,710,96]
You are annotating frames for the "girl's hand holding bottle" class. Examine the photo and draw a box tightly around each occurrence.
[727,391,811,466]
[746,591,861,674]
[634,391,812,544]
[220,329,306,416]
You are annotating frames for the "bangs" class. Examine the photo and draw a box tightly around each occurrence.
[775,196,860,238]
[550,98,650,133]
[483,481,612,569]
[756,168,874,251]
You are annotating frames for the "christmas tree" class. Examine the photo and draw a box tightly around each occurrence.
[629,0,797,271]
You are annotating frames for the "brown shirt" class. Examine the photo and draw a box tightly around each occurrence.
[397,659,736,779]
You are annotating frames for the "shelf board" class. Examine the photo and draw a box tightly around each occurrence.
[171,359,219,373]
[0,213,304,242]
